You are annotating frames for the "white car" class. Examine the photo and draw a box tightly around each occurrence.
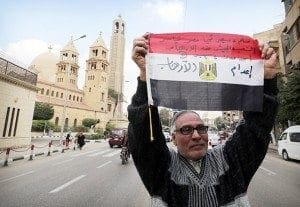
[163,132,171,142]
[208,133,221,147]
[278,125,300,161]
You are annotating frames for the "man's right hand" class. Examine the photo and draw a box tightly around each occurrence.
[131,33,149,81]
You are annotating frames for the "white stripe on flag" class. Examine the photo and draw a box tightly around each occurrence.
[146,53,263,86]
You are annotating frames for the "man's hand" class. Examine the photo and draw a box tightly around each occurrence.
[260,43,278,79]
[132,33,149,81]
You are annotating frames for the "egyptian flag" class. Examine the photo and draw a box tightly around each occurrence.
[146,32,264,111]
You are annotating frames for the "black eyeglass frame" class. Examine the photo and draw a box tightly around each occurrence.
[175,125,209,135]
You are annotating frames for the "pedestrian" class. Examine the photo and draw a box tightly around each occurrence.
[77,132,85,150]
[65,133,71,147]
[127,33,278,206]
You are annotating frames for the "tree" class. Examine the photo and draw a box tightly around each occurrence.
[277,72,300,126]
[33,102,54,120]
[82,118,98,128]
[214,116,228,131]
[159,108,172,127]
[105,122,115,132]
[108,88,124,116]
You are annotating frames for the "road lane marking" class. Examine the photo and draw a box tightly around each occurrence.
[96,161,112,169]
[103,150,121,157]
[88,149,112,157]
[52,158,74,166]
[0,171,35,183]
[259,166,276,175]
[71,150,99,157]
[49,175,86,193]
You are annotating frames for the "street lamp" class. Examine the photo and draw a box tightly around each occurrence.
[60,34,86,141]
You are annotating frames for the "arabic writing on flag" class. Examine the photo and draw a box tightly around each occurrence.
[146,32,264,111]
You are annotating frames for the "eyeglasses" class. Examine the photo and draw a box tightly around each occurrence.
[175,125,208,135]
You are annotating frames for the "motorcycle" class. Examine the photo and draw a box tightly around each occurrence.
[120,146,129,165]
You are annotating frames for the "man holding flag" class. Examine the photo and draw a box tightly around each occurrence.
[128,33,278,206]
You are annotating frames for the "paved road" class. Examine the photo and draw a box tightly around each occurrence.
[0,142,299,207]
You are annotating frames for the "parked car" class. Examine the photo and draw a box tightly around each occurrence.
[108,128,127,148]
[163,131,171,142]
[208,133,221,147]
[277,125,300,161]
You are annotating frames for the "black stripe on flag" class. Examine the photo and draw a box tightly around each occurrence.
[150,79,263,111]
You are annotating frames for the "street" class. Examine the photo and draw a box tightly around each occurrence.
[0,142,299,207]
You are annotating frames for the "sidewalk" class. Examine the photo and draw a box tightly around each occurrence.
[268,143,278,154]
[0,139,103,166]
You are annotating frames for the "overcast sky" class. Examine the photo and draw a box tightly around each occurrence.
[0,0,284,117]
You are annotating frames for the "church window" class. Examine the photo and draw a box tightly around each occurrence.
[91,62,96,69]
[73,95,75,101]
[77,96,79,101]
[55,117,59,126]
[46,89,49,95]
[93,49,98,56]
[114,22,119,33]
[73,119,77,127]
[102,50,106,58]
[69,95,72,100]
[51,91,54,97]
[89,87,91,92]
[41,88,44,94]
[56,92,59,97]
[61,93,63,98]
[65,118,69,127]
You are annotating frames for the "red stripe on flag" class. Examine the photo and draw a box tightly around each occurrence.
[149,32,262,60]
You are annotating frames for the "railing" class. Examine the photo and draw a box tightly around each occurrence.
[0,57,37,85]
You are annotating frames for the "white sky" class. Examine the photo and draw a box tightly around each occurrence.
[0,0,284,118]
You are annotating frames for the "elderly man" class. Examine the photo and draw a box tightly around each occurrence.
[127,33,278,206]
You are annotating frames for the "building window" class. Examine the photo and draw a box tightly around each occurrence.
[55,117,59,126]
[101,92,104,101]
[102,50,106,58]
[61,93,63,98]
[80,97,82,102]
[41,88,44,94]
[69,95,72,100]
[284,0,293,13]
[13,109,20,136]
[56,92,59,97]
[73,119,77,127]
[51,91,54,97]
[93,49,98,56]
[46,89,49,95]
[73,95,75,101]
[91,62,96,70]
[8,107,15,137]
[77,96,79,101]
[2,107,10,137]
[65,118,69,127]
[108,104,111,112]
[89,87,91,92]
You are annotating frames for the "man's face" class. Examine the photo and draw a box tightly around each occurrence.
[172,112,208,161]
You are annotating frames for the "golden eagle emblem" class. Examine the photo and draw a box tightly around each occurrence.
[199,58,217,80]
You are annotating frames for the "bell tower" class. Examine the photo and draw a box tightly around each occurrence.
[56,38,80,90]
[84,33,109,112]
[108,15,125,118]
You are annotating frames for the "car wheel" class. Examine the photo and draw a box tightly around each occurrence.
[282,150,289,161]
[110,144,113,148]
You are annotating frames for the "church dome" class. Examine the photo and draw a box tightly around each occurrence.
[29,50,59,83]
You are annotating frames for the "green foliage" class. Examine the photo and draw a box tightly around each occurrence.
[105,122,115,132]
[159,108,172,127]
[71,125,89,133]
[33,102,54,120]
[31,120,55,132]
[214,116,229,131]
[277,72,300,125]
[82,118,98,128]
[87,133,103,140]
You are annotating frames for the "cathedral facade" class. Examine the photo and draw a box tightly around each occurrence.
[29,16,126,133]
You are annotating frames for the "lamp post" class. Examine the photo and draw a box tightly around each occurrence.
[60,34,86,141]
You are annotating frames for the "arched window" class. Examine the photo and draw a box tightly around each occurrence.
[73,119,77,127]
[61,93,63,98]
[69,95,72,100]
[55,117,59,126]
[77,96,79,101]
[41,88,44,94]
[56,92,59,97]
[65,118,69,127]
[46,89,49,95]
[73,95,75,101]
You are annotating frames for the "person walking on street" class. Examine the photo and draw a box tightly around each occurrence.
[77,132,85,150]
[127,33,278,206]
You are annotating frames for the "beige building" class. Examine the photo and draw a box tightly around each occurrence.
[0,52,38,149]
[281,0,300,72]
